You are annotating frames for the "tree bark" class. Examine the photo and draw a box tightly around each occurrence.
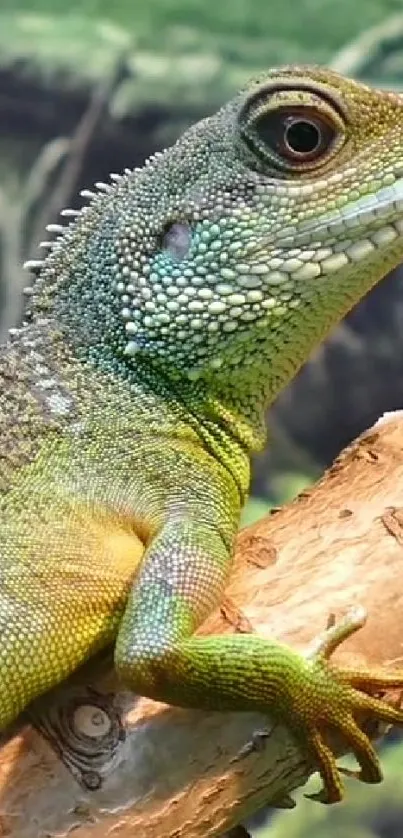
[1,411,403,838]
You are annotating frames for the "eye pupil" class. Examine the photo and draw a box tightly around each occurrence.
[285,119,320,154]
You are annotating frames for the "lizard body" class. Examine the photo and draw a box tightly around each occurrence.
[3,64,403,802]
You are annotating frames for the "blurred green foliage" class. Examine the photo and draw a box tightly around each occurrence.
[255,741,403,837]
[2,0,403,117]
[241,473,313,526]
[5,0,403,67]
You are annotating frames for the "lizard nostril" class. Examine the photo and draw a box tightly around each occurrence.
[161,221,192,261]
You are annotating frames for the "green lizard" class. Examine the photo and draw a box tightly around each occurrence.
[2,64,403,804]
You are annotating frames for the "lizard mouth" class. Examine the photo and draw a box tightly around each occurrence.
[292,177,403,247]
[247,176,403,261]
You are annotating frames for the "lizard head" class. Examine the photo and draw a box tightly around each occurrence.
[27,65,403,416]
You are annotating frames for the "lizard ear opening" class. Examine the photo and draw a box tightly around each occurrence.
[160,221,192,262]
[238,82,346,175]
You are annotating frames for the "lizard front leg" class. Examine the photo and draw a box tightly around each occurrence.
[115,515,403,804]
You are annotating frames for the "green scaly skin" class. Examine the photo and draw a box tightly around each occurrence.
[3,65,403,803]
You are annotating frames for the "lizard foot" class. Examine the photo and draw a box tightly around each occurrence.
[289,606,403,804]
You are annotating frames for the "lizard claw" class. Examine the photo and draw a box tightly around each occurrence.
[270,792,296,809]
[290,607,403,804]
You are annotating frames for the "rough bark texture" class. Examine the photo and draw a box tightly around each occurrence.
[1,411,403,838]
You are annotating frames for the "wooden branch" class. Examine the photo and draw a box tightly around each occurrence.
[2,411,403,837]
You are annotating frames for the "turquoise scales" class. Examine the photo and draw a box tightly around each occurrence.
[0,64,401,803]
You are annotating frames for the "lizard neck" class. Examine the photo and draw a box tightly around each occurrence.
[16,317,253,503]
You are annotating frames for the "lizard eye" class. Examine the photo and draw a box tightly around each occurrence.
[255,109,334,162]
[239,84,345,174]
